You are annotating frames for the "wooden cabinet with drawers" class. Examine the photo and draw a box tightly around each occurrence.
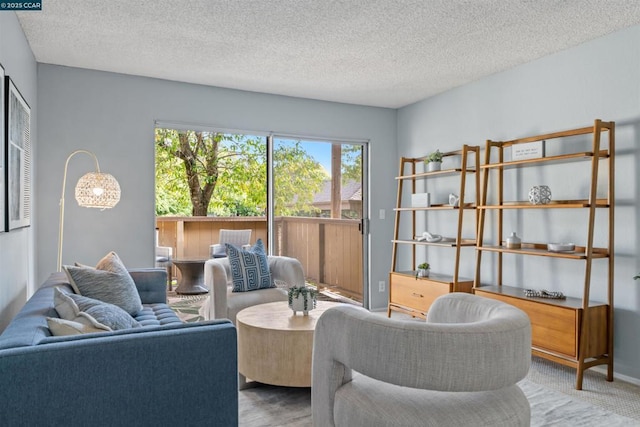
[473,119,614,390]
[388,145,479,319]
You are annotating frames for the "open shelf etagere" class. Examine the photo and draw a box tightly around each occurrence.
[388,145,480,319]
[473,119,614,390]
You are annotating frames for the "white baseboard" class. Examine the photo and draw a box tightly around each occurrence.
[591,365,640,387]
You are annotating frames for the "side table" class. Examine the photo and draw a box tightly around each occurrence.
[173,259,208,295]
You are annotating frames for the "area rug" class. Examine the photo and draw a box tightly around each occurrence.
[167,291,207,323]
[167,295,640,426]
[238,378,639,427]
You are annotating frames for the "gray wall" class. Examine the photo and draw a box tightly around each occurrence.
[0,13,37,330]
[35,65,397,310]
[398,25,640,381]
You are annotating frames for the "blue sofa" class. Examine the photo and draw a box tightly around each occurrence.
[0,269,238,426]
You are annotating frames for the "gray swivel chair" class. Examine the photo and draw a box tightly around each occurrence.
[312,293,532,427]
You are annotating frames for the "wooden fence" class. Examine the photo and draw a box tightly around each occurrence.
[156,216,363,301]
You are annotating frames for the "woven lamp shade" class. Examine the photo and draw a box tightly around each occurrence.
[74,172,121,209]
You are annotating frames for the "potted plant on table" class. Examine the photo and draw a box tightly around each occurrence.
[416,262,430,278]
[425,150,443,172]
[288,284,318,315]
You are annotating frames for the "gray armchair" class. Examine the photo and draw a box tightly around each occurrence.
[312,293,532,427]
[209,229,252,258]
[198,255,305,324]
[155,246,173,291]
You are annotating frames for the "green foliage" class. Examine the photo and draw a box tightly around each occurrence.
[273,141,326,216]
[425,149,443,163]
[155,129,327,218]
[341,144,362,185]
[418,262,430,270]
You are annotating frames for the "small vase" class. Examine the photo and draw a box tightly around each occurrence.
[427,161,441,172]
[528,185,552,205]
[506,232,522,249]
[416,268,430,278]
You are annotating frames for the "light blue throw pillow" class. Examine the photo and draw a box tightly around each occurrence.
[66,292,141,330]
[227,238,274,292]
[63,251,143,315]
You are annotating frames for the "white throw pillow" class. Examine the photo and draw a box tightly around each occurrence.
[47,317,111,336]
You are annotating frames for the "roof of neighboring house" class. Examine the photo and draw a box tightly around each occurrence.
[313,181,361,204]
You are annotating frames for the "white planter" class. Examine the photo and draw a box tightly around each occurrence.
[416,268,430,278]
[288,287,317,315]
[427,161,442,172]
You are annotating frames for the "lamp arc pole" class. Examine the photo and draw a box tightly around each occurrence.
[57,150,120,271]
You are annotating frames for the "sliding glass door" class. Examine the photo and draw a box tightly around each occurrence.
[154,124,368,305]
[270,136,367,304]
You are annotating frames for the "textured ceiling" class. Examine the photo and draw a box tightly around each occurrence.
[16,1,640,108]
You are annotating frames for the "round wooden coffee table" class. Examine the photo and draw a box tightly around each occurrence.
[236,300,341,387]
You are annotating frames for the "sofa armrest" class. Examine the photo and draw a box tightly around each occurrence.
[203,258,231,319]
[0,320,238,426]
[129,268,167,304]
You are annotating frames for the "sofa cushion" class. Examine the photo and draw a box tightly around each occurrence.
[46,317,111,336]
[134,303,184,327]
[54,288,140,331]
[63,251,143,315]
[227,239,274,292]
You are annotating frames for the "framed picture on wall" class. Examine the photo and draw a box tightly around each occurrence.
[0,64,5,232]
[5,76,31,230]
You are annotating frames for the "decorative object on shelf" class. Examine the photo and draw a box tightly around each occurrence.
[287,285,317,315]
[448,193,460,207]
[512,140,545,161]
[528,185,552,205]
[57,150,121,271]
[547,243,575,252]
[416,262,430,278]
[411,192,431,207]
[416,231,442,243]
[425,149,443,172]
[524,289,565,299]
[506,232,521,249]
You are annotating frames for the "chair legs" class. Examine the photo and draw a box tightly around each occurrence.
[167,265,173,291]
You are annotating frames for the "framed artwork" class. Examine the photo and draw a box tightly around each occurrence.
[5,76,31,230]
[0,64,4,232]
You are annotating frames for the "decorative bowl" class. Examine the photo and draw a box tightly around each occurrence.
[547,243,575,252]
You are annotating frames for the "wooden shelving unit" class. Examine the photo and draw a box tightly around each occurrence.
[388,145,480,319]
[473,119,614,390]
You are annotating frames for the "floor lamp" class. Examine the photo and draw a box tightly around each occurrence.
[57,150,121,271]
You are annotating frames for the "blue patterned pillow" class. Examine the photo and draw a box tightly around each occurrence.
[227,239,274,292]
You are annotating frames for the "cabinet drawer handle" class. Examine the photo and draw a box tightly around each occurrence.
[412,292,424,298]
